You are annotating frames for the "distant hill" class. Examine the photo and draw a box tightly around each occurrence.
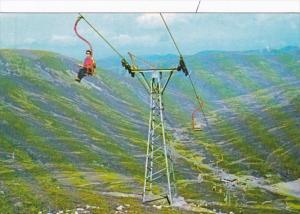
[0,47,299,213]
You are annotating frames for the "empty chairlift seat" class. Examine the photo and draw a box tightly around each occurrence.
[192,108,206,131]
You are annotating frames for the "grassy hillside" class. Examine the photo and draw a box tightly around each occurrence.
[0,47,299,213]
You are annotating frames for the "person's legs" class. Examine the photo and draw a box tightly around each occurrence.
[76,68,87,82]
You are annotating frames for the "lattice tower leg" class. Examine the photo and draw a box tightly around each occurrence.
[142,73,176,205]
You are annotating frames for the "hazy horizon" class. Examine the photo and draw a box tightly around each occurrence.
[0,13,299,59]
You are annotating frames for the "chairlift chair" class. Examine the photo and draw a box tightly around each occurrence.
[192,108,204,131]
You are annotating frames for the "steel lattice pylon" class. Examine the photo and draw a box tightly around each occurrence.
[76,13,198,207]
[142,72,176,205]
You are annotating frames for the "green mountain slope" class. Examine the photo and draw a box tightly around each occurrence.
[0,48,299,213]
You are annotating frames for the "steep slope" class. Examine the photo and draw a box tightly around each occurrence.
[0,47,299,213]
[0,49,153,213]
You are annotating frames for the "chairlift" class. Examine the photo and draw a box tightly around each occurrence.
[192,108,204,131]
[192,95,206,131]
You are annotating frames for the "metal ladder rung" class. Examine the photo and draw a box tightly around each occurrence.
[153,154,163,162]
[152,134,162,141]
[152,173,165,181]
[150,168,166,177]
[153,123,162,130]
[146,168,166,180]
[152,146,164,154]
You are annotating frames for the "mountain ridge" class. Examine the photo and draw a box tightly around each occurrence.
[0,47,299,213]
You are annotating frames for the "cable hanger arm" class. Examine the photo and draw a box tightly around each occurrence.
[74,15,93,53]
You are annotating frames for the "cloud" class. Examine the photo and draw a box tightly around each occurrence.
[23,38,35,45]
[136,14,180,29]
[50,35,76,45]
[136,14,162,28]
[112,33,159,46]
[1,13,299,58]
[0,14,13,18]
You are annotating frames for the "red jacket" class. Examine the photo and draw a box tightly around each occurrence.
[83,56,95,70]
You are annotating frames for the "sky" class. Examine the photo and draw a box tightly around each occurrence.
[0,13,299,59]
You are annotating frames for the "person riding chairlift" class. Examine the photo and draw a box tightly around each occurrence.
[75,49,96,82]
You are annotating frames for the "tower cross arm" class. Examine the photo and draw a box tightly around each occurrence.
[131,68,178,72]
